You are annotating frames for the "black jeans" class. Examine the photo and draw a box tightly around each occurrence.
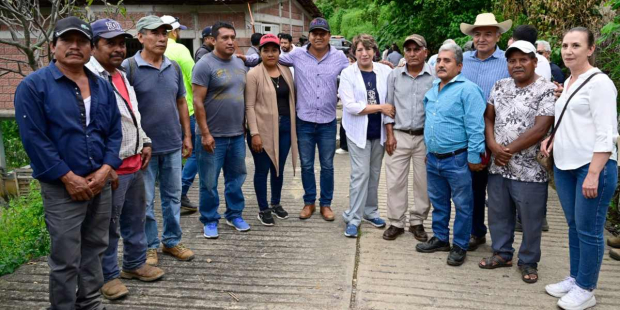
[471,168,488,238]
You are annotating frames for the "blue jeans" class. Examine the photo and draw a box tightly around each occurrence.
[248,115,292,211]
[196,134,247,224]
[144,149,183,249]
[426,152,474,250]
[181,115,198,196]
[554,160,617,290]
[102,171,147,282]
[296,117,337,206]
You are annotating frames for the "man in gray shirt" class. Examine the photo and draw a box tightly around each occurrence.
[192,22,249,238]
[382,34,434,242]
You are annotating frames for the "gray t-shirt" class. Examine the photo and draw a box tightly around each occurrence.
[122,51,185,155]
[192,53,247,137]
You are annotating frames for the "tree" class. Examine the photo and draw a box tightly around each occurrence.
[0,0,125,78]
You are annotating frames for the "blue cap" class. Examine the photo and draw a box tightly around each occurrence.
[91,19,132,39]
[309,17,330,33]
[202,26,213,38]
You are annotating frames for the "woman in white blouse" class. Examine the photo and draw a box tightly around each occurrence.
[338,34,394,238]
[542,27,618,310]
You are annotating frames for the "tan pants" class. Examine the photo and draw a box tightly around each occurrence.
[385,130,430,227]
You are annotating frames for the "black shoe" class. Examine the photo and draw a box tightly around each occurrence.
[447,245,467,266]
[181,195,197,212]
[415,236,450,253]
[515,217,523,232]
[270,204,289,219]
[382,225,405,240]
[468,235,486,251]
[258,210,275,226]
[542,217,549,232]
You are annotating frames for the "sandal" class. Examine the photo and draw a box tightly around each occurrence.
[479,254,513,269]
[519,265,538,284]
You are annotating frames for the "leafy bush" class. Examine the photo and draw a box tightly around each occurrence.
[0,185,49,275]
[2,120,30,170]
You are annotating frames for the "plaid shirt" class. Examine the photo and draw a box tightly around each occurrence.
[86,57,151,160]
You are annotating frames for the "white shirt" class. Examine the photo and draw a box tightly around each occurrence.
[84,96,91,126]
[338,62,392,148]
[535,54,552,81]
[554,68,618,170]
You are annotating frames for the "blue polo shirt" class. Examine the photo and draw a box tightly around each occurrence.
[461,47,509,101]
[14,61,122,183]
[424,74,486,164]
[122,51,186,155]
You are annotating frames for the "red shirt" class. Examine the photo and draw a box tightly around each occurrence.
[111,72,142,175]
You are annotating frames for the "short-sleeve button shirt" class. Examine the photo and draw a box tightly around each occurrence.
[488,77,556,182]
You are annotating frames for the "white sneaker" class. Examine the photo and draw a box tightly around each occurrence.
[335,148,348,154]
[546,277,576,297]
[557,286,596,310]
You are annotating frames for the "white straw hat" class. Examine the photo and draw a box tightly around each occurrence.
[460,13,512,36]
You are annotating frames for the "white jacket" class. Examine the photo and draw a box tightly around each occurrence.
[338,62,392,148]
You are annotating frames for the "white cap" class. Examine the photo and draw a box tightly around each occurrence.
[160,15,186,30]
[505,40,536,56]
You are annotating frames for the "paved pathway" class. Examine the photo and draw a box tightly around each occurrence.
[1,145,620,309]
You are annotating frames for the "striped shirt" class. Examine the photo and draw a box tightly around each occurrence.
[279,45,349,123]
[461,47,509,101]
[424,74,486,164]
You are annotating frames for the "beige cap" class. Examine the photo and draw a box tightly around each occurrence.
[460,13,512,36]
[403,34,426,48]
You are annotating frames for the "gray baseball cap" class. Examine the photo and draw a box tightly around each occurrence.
[136,15,173,33]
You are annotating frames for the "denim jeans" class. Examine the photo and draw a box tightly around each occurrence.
[471,168,488,238]
[296,117,337,206]
[181,115,198,196]
[426,152,474,250]
[248,115,292,211]
[554,160,617,290]
[196,134,247,224]
[102,171,147,282]
[144,149,183,249]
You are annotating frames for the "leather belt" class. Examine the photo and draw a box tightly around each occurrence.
[396,128,424,136]
[431,148,467,159]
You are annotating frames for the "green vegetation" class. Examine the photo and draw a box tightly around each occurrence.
[2,120,30,170]
[0,184,49,276]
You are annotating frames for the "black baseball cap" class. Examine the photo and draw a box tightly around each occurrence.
[308,17,330,33]
[54,16,93,40]
[202,26,213,38]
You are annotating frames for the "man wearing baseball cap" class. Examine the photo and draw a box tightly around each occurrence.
[479,40,555,283]
[459,12,513,252]
[382,34,434,242]
[161,15,200,213]
[14,16,122,309]
[122,15,195,266]
[86,18,164,300]
[195,26,214,62]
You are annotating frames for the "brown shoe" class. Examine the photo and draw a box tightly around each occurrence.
[382,225,405,240]
[121,264,165,282]
[610,248,620,261]
[101,278,128,300]
[409,225,428,242]
[299,204,316,219]
[162,243,195,261]
[146,248,158,266]
[607,236,620,249]
[320,206,335,221]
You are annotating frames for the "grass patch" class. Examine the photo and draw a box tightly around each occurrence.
[0,184,50,276]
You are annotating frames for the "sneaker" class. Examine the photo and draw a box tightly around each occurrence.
[146,248,158,266]
[180,195,198,212]
[121,264,165,282]
[270,204,289,219]
[203,222,219,239]
[344,224,358,238]
[362,217,386,228]
[162,243,195,261]
[227,217,251,232]
[546,277,576,298]
[335,148,348,154]
[101,278,128,300]
[258,210,275,226]
[557,286,596,310]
